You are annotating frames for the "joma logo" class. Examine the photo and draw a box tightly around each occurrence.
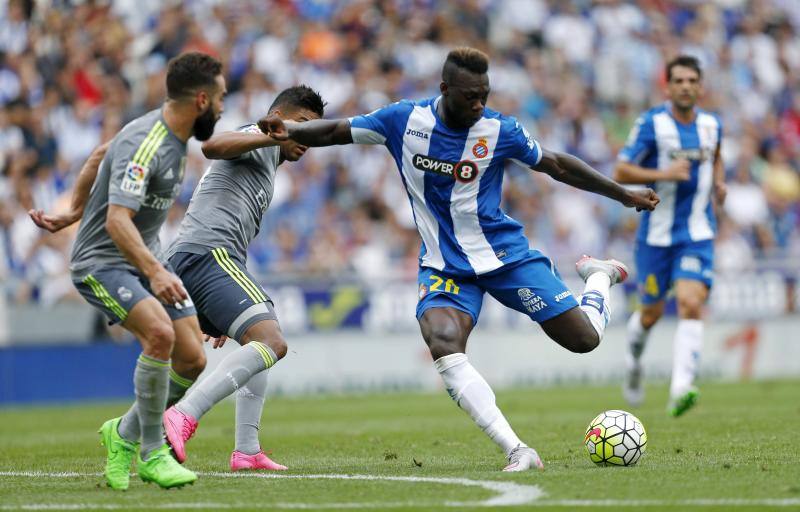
[406,128,429,139]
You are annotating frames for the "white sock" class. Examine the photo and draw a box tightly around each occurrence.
[626,310,651,367]
[578,272,612,340]
[434,353,523,457]
[670,319,703,397]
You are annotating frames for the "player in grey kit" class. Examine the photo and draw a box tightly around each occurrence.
[162,85,324,471]
[40,53,226,490]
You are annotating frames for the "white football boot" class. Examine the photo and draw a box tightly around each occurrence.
[502,445,544,472]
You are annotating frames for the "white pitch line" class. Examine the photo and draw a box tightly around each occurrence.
[0,471,543,508]
[1,472,799,508]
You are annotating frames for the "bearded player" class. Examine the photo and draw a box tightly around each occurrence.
[261,47,659,471]
[32,52,226,489]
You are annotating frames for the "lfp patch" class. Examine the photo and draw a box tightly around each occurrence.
[472,138,489,158]
[120,162,149,196]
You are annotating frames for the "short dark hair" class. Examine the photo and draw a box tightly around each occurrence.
[269,85,325,117]
[166,52,223,100]
[442,47,489,82]
[666,55,702,81]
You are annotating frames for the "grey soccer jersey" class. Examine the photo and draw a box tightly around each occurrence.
[70,109,187,277]
[168,124,280,261]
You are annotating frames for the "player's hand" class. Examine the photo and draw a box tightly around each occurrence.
[28,209,79,233]
[203,333,228,349]
[714,180,727,206]
[149,267,189,306]
[257,114,289,141]
[664,159,691,181]
[624,188,660,212]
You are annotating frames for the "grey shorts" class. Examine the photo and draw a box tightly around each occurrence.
[169,248,277,342]
[73,264,197,325]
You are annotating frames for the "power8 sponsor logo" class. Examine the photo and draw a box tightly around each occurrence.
[412,154,478,183]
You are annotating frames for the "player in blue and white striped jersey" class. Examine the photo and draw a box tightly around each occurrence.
[262,47,659,471]
[614,55,726,417]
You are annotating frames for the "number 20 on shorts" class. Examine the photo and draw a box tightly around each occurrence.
[429,275,460,294]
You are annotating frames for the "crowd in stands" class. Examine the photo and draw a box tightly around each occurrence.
[2,0,799,306]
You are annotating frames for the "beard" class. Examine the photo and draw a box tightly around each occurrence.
[193,107,218,141]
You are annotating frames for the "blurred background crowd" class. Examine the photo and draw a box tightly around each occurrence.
[2,0,800,307]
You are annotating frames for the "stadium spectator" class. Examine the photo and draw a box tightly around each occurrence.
[2,0,799,305]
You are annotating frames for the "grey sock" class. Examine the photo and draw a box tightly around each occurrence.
[177,341,277,421]
[117,369,195,441]
[134,353,170,459]
[167,369,194,407]
[235,369,269,455]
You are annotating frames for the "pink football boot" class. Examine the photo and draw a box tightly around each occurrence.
[230,451,288,471]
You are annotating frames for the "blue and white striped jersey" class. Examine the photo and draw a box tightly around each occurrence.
[349,97,543,277]
[619,103,722,247]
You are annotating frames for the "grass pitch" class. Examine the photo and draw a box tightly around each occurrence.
[0,380,798,511]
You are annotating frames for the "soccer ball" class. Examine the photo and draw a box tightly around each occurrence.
[584,410,647,466]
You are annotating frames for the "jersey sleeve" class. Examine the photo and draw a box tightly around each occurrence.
[618,114,656,164]
[107,135,157,212]
[348,101,409,146]
[231,124,269,165]
[506,119,543,167]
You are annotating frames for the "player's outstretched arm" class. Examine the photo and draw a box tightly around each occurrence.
[106,205,188,305]
[201,130,283,160]
[533,149,660,211]
[613,159,691,184]
[29,141,109,232]
[259,116,353,147]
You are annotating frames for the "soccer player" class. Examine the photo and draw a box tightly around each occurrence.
[614,55,725,417]
[161,86,324,471]
[260,47,659,471]
[36,52,226,489]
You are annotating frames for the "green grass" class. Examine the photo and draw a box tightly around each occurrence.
[1,380,798,511]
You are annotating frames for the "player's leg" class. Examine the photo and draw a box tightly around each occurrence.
[76,270,194,489]
[117,306,205,441]
[230,321,288,471]
[499,252,626,353]
[168,315,207,405]
[417,268,540,472]
[623,300,664,406]
[164,249,284,464]
[623,242,672,406]
[667,241,713,417]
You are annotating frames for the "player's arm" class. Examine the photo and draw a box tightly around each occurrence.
[259,117,354,146]
[712,142,726,205]
[613,159,690,184]
[533,149,660,211]
[29,142,110,232]
[105,205,187,305]
[201,130,282,160]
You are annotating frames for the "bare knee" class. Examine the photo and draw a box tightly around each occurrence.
[570,328,600,354]
[263,333,288,360]
[243,322,288,361]
[424,321,466,360]
[677,295,704,319]
[142,321,175,357]
[638,299,665,329]
[179,350,206,379]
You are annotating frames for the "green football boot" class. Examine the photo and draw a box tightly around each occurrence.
[98,417,139,490]
[668,387,699,417]
[137,444,198,489]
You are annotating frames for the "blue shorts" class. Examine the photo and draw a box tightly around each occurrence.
[635,240,714,305]
[416,250,579,326]
[170,249,277,341]
[73,264,196,325]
